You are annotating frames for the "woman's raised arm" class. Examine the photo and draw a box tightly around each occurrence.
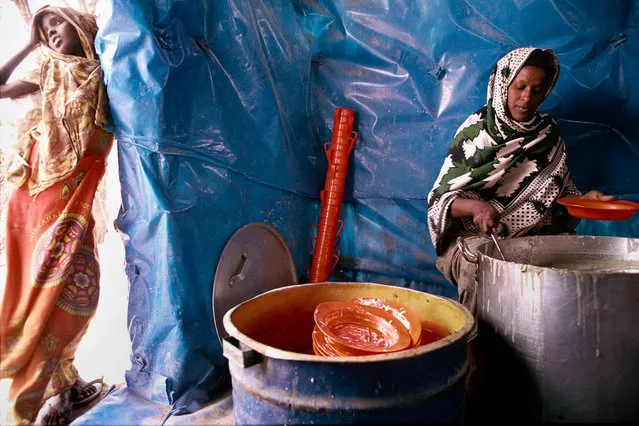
[0,19,41,99]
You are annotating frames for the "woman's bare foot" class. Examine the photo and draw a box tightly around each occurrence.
[36,389,72,425]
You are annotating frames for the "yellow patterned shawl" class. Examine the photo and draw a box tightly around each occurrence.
[7,6,109,196]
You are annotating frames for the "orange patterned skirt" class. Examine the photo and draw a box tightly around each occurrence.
[0,150,108,424]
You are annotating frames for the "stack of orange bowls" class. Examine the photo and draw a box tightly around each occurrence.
[312,297,429,357]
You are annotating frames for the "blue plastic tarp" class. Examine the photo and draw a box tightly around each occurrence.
[75,0,639,424]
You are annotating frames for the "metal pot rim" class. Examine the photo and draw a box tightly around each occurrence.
[475,234,639,274]
[223,282,475,363]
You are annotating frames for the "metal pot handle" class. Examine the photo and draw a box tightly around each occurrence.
[457,236,479,264]
[223,336,263,368]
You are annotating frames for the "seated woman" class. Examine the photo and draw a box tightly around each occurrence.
[0,6,114,425]
[426,48,613,416]
[428,47,612,329]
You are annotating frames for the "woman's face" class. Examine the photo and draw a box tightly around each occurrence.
[41,12,84,57]
[507,65,548,122]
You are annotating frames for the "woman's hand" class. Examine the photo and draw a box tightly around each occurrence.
[28,17,42,50]
[451,198,500,234]
[1,17,42,96]
[581,190,615,202]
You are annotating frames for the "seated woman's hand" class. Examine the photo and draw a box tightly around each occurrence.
[581,190,615,202]
[471,201,500,234]
[451,198,501,234]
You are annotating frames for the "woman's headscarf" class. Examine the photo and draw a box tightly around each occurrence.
[7,5,109,195]
[427,47,580,255]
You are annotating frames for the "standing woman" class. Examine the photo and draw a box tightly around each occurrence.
[0,6,113,424]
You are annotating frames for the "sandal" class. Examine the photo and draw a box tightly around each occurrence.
[70,377,105,407]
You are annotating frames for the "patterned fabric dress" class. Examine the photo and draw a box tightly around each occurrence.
[427,47,580,256]
[0,6,113,424]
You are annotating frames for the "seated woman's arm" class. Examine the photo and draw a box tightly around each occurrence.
[557,174,614,201]
[450,198,499,235]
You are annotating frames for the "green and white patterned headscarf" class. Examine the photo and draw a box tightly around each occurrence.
[427,47,580,255]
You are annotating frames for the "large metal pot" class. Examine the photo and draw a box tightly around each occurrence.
[466,235,639,423]
[222,282,474,424]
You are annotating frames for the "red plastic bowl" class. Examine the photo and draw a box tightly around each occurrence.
[557,198,638,221]
[314,301,411,353]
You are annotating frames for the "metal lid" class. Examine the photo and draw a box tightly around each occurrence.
[213,222,298,344]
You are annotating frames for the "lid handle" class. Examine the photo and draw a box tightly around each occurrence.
[228,251,250,288]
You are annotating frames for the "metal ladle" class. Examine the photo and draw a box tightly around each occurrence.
[491,231,507,261]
